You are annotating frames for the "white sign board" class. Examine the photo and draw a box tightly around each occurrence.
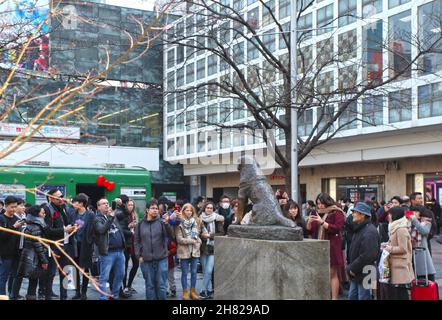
[0,184,27,202]
[0,123,80,140]
[120,187,147,198]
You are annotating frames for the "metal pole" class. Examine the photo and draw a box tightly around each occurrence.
[289,0,298,202]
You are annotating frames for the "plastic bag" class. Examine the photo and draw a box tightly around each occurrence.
[378,249,390,283]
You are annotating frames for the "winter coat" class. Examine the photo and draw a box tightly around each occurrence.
[69,211,96,269]
[174,220,203,259]
[388,222,414,285]
[200,213,225,256]
[0,213,20,258]
[115,205,134,247]
[43,203,75,257]
[17,215,49,279]
[134,216,173,262]
[346,219,380,283]
[410,217,436,276]
[217,208,233,234]
[93,213,126,256]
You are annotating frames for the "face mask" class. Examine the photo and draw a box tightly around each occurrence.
[222,203,230,210]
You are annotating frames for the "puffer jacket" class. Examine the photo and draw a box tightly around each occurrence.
[174,220,203,259]
[17,215,49,279]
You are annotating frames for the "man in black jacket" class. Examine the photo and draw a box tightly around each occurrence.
[94,198,126,300]
[346,202,380,300]
[0,196,23,297]
[41,189,78,300]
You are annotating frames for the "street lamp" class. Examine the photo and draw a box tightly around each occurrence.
[290,0,298,202]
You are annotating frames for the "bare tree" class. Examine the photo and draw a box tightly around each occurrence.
[162,0,442,193]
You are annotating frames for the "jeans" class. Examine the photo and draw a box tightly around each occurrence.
[200,254,214,292]
[180,257,199,290]
[98,250,125,300]
[0,257,18,296]
[140,258,168,300]
[348,280,371,300]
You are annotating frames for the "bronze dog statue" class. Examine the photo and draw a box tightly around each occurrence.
[236,155,296,228]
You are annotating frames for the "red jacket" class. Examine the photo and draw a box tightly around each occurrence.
[167,240,177,270]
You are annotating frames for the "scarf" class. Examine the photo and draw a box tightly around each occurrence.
[388,216,410,238]
[317,205,344,240]
[182,216,199,240]
[201,212,217,246]
[410,217,432,248]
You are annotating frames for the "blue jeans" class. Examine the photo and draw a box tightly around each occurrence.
[348,280,371,300]
[99,250,125,300]
[0,257,17,296]
[139,258,168,300]
[200,254,214,292]
[180,257,199,290]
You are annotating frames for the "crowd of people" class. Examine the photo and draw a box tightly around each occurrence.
[0,189,440,300]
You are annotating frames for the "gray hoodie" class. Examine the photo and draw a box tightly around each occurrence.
[134,216,173,262]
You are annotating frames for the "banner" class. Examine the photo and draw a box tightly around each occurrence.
[0,0,50,73]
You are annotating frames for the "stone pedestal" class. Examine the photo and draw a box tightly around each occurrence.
[214,236,330,300]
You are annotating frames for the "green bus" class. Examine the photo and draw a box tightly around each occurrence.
[0,166,151,216]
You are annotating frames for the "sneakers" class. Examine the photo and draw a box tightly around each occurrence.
[127,287,137,294]
[199,290,210,300]
[119,288,132,299]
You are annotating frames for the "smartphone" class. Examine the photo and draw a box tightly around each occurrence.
[175,205,181,212]
[111,200,116,210]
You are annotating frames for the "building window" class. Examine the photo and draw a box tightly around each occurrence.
[186,62,195,84]
[176,45,184,64]
[176,93,185,110]
[298,13,312,42]
[363,20,383,84]
[167,116,174,134]
[279,0,290,19]
[219,74,230,97]
[247,65,260,89]
[186,15,195,36]
[389,10,411,80]
[297,45,313,74]
[197,58,206,80]
[263,60,276,84]
[167,139,175,157]
[220,21,231,45]
[338,65,357,90]
[233,99,245,120]
[208,104,219,124]
[338,29,357,61]
[176,136,185,156]
[219,100,231,122]
[298,109,313,137]
[233,129,245,146]
[389,89,412,123]
[362,95,383,127]
[207,133,218,151]
[167,49,175,69]
[279,22,290,49]
[176,22,184,39]
[208,54,218,76]
[186,109,196,130]
[247,40,259,62]
[220,129,231,149]
[247,7,259,31]
[197,106,206,127]
[176,113,184,132]
[186,91,195,108]
[207,28,217,49]
[338,101,358,130]
[362,0,382,18]
[233,0,244,11]
[262,0,276,27]
[176,67,184,87]
[317,71,334,94]
[186,134,195,154]
[338,0,357,27]
[418,1,442,75]
[208,83,218,101]
[166,94,174,113]
[167,71,174,90]
[316,38,333,68]
[196,36,205,55]
[233,42,245,65]
[197,87,206,105]
[263,29,276,52]
[317,4,334,35]
[418,82,442,119]
[318,104,335,132]
[388,0,410,9]
[198,132,206,152]
[186,40,195,58]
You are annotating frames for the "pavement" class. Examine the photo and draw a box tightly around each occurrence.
[12,238,442,300]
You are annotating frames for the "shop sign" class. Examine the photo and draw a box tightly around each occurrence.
[0,184,26,202]
[0,123,80,140]
[162,192,177,202]
[120,187,146,198]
